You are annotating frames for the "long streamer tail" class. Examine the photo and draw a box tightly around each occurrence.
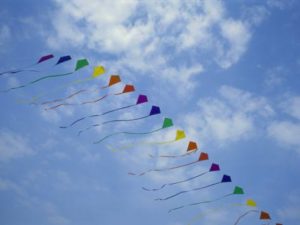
[60,104,136,129]
[155,182,220,201]
[93,128,162,144]
[80,94,108,105]
[30,72,73,84]
[128,160,200,176]
[101,104,136,116]
[41,89,87,105]
[233,210,259,225]
[102,115,149,125]
[3,72,73,92]
[45,94,108,110]
[149,151,196,159]
[0,68,39,76]
[108,139,182,152]
[23,77,92,105]
[78,124,101,136]
[142,171,209,192]
[60,116,91,128]
[168,193,233,213]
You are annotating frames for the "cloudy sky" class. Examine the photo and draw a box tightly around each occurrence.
[0,0,300,224]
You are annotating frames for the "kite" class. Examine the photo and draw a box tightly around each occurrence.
[128,152,208,176]
[44,84,134,111]
[233,210,271,225]
[25,65,106,105]
[101,75,121,89]
[92,117,173,143]
[149,141,198,158]
[142,163,220,192]
[101,105,160,125]
[59,94,148,129]
[108,129,187,152]
[0,54,54,76]
[2,59,89,92]
[56,55,72,65]
[168,186,244,213]
[155,174,231,201]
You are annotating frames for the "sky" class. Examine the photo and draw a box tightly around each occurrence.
[0,0,300,225]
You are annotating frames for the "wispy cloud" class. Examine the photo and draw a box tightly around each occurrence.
[278,191,300,221]
[46,0,266,97]
[183,85,274,146]
[0,129,34,162]
[268,121,300,153]
[0,24,10,53]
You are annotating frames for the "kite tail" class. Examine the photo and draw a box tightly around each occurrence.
[168,193,233,213]
[142,184,168,192]
[78,124,100,136]
[152,151,196,158]
[60,113,103,129]
[155,181,220,201]
[41,89,87,105]
[45,103,75,110]
[107,138,177,152]
[80,94,108,105]
[101,104,136,116]
[102,115,150,125]
[128,160,199,176]
[25,77,92,105]
[29,72,73,84]
[3,72,73,92]
[1,85,26,93]
[93,128,163,144]
[159,160,199,171]
[0,68,39,76]
[60,117,87,129]
[142,171,209,192]
[233,210,259,225]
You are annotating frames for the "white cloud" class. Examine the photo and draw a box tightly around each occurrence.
[217,19,251,68]
[281,96,300,120]
[0,130,33,162]
[267,121,300,152]
[242,5,270,26]
[278,192,300,221]
[264,66,286,88]
[183,85,273,145]
[0,178,25,196]
[267,0,295,9]
[0,24,10,47]
[42,202,71,225]
[46,0,262,96]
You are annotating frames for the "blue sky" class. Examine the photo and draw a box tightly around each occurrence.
[0,0,300,224]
